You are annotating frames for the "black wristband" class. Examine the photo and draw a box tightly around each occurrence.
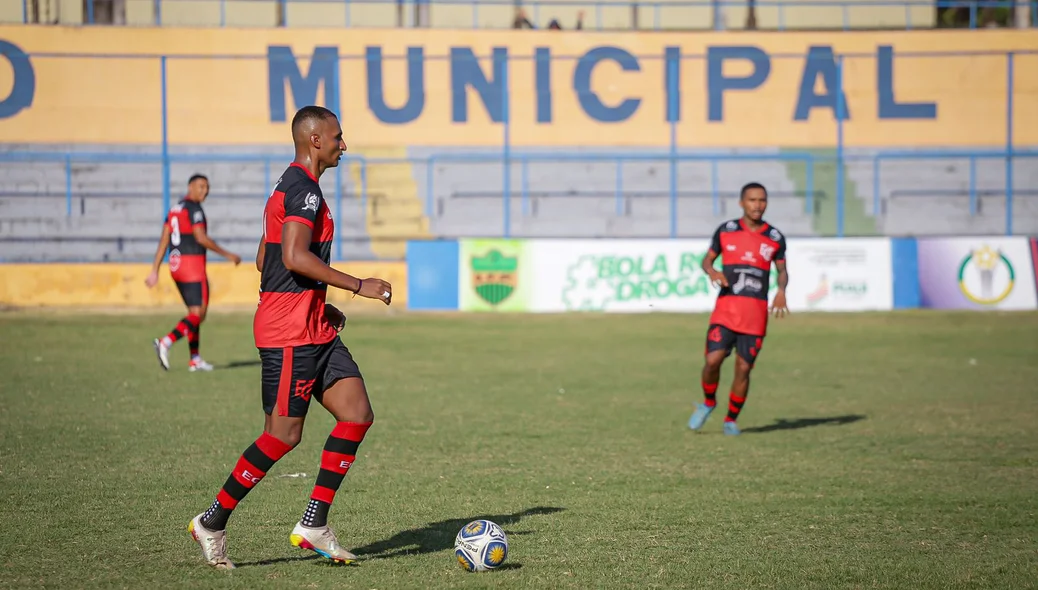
[355,279,363,294]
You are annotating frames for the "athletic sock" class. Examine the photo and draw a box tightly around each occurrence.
[200,432,293,531]
[702,381,719,408]
[189,323,201,358]
[725,394,746,422]
[301,421,372,528]
[164,314,200,347]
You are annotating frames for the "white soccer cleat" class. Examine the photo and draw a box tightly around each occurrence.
[290,522,358,564]
[189,357,214,372]
[153,338,170,371]
[188,513,235,570]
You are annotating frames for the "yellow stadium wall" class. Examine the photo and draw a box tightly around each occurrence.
[0,262,407,309]
[0,27,1036,148]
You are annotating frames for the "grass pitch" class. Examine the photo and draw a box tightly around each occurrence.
[0,310,1036,589]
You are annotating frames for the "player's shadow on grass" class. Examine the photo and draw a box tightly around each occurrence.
[352,506,565,561]
[740,414,866,434]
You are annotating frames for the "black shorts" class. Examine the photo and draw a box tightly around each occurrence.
[175,279,209,308]
[705,323,764,366]
[259,337,364,418]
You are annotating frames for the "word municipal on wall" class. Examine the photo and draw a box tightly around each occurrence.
[406,237,1038,313]
[0,28,1036,147]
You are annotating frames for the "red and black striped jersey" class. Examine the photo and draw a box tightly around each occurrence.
[707,219,786,337]
[253,163,338,349]
[165,199,207,282]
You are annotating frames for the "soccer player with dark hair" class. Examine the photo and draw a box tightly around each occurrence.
[688,182,790,436]
[187,105,394,569]
[146,173,241,372]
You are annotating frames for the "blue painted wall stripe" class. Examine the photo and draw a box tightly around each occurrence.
[891,237,920,309]
[406,240,460,311]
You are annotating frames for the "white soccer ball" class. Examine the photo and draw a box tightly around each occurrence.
[454,519,508,572]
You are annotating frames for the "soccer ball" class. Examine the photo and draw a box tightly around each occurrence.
[454,519,508,572]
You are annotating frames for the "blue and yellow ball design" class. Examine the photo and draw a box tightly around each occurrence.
[453,519,509,572]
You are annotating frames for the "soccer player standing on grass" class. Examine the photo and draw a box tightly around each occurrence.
[146,174,242,372]
[188,106,394,569]
[688,182,789,436]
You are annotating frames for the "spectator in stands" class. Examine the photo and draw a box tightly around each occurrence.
[513,7,584,29]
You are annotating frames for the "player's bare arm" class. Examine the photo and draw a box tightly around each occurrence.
[191,225,242,266]
[281,221,393,305]
[702,250,729,288]
[145,225,172,288]
[771,260,789,317]
[255,235,265,272]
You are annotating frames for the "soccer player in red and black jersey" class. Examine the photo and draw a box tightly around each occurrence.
[145,174,241,372]
[187,106,393,570]
[688,182,790,436]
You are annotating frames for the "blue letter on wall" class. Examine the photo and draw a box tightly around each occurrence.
[877,45,937,119]
[707,46,770,121]
[573,47,641,123]
[0,40,34,119]
[535,47,552,123]
[451,47,508,123]
[367,46,425,124]
[794,46,849,121]
[268,46,340,122]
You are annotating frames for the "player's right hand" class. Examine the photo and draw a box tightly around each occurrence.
[144,270,159,288]
[709,270,729,288]
[357,278,393,305]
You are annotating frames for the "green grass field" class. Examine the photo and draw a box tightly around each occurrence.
[1,310,1036,589]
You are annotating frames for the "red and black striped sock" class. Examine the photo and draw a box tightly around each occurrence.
[164,314,199,346]
[200,432,294,531]
[189,323,201,358]
[725,394,747,422]
[301,421,372,528]
[702,381,719,408]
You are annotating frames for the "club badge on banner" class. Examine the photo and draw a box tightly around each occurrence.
[916,237,1038,310]
[782,238,893,312]
[458,239,533,312]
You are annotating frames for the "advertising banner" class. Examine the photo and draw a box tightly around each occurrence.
[783,238,894,312]
[457,237,893,314]
[916,237,1038,310]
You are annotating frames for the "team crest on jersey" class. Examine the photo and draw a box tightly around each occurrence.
[769,228,782,241]
[726,220,738,231]
[303,193,319,213]
[759,244,776,262]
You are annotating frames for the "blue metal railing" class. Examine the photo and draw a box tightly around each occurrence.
[22,0,1038,30]
[1,148,1034,257]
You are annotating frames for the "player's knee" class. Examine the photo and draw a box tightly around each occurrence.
[704,353,725,372]
[267,422,304,448]
[734,356,754,375]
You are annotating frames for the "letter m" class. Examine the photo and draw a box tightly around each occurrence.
[268,46,340,122]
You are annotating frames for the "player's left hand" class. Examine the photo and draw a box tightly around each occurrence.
[229,253,242,266]
[770,291,789,318]
[144,270,159,288]
[325,303,347,332]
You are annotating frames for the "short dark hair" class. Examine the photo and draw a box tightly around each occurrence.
[740,182,767,199]
[291,105,337,135]
[188,173,208,185]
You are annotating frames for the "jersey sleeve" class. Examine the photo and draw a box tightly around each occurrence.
[283,182,321,229]
[774,234,787,262]
[187,202,207,229]
[709,225,723,256]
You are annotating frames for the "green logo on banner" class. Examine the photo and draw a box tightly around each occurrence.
[471,249,518,306]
